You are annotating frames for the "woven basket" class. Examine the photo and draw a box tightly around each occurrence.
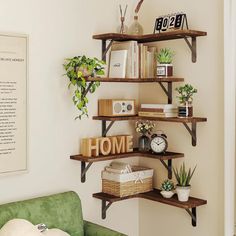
[102,166,153,197]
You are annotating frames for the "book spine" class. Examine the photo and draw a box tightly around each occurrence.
[134,42,139,78]
[138,111,177,118]
[141,104,177,109]
[139,108,178,112]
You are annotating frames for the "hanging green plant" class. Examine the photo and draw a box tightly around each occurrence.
[63,56,105,119]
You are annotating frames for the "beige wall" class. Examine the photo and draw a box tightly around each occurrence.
[138,0,224,235]
[0,0,139,235]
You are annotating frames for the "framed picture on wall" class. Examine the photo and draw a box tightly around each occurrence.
[0,33,28,175]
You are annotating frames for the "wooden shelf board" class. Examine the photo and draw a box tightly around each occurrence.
[93,30,207,43]
[70,148,184,163]
[86,77,184,83]
[93,189,207,209]
[93,115,207,123]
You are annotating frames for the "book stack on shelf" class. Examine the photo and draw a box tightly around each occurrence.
[108,41,158,79]
[139,104,178,118]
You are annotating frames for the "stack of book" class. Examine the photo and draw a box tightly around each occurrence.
[108,41,157,79]
[139,104,178,118]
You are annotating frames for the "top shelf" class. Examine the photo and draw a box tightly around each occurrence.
[93,30,207,43]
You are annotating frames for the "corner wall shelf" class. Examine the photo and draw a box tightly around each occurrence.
[93,29,207,63]
[93,116,207,146]
[70,148,184,183]
[93,189,207,227]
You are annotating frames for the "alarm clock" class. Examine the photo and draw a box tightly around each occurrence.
[150,133,168,154]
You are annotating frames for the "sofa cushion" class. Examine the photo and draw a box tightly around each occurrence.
[0,219,39,236]
[0,192,84,236]
[0,219,71,236]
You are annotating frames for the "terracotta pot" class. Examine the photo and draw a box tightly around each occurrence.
[176,185,191,202]
[157,64,173,77]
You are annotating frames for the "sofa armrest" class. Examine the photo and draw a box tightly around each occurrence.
[84,221,127,236]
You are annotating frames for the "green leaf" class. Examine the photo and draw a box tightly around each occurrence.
[77,71,83,78]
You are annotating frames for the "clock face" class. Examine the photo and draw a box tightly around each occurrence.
[150,136,168,153]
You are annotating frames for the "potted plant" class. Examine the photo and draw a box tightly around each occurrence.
[135,121,155,152]
[173,162,197,202]
[156,48,174,77]
[63,56,105,119]
[160,179,175,198]
[175,84,197,117]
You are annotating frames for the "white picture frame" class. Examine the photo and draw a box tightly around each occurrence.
[0,32,28,176]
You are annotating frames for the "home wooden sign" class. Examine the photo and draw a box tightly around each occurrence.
[81,135,133,157]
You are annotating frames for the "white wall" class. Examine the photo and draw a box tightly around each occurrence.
[138,0,224,236]
[0,0,139,235]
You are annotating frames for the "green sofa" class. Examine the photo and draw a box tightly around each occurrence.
[0,191,127,236]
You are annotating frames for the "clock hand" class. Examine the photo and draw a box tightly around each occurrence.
[158,141,164,145]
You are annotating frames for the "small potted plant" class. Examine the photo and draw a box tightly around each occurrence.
[160,179,175,198]
[156,48,174,77]
[173,162,197,202]
[175,84,197,117]
[135,121,155,152]
[63,56,105,119]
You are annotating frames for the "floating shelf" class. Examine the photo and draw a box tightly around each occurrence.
[93,189,207,227]
[85,77,184,83]
[93,30,207,63]
[70,148,184,182]
[93,115,207,146]
[93,30,207,43]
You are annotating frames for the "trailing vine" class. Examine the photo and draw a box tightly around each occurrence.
[63,56,105,119]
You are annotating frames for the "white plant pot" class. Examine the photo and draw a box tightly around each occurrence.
[176,185,191,202]
[160,190,174,199]
[156,64,173,77]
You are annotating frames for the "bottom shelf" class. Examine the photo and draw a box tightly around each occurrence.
[93,189,207,227]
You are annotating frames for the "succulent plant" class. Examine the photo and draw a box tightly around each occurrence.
[175,84,197,105]
[173,162,197,187]
[156,48,174,64]
[161,179,174,191]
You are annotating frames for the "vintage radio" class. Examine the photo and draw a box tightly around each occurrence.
[98,99,136,116]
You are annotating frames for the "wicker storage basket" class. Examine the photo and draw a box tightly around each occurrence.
[102,166,153,197]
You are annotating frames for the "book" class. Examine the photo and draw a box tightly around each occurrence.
[141,104,177,109]
[138,111,178,118]
[139,108,178,113]
[108,50,127,78]
[110,41,139,78]
[139,44,158,78]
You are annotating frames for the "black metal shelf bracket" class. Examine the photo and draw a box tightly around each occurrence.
[102,40,113,62]
[183,36,197,63]
[183,122,197,146]
[185,207,197,227]
[158,82,173,104]
[102,200,113,219]
[102,120,115,137]
[81,162,93,183]
[160,159,172,179]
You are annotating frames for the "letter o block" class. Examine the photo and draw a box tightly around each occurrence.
[100,138,112,155]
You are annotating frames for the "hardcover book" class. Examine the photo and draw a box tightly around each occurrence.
[108,50,128,78]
